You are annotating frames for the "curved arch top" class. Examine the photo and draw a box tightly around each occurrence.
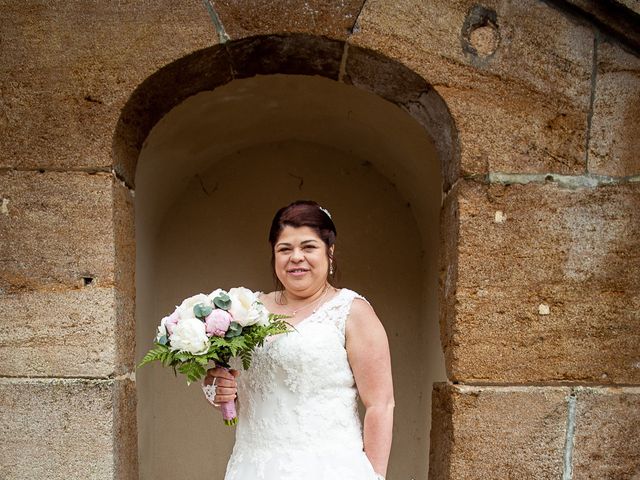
[112,34,460,190]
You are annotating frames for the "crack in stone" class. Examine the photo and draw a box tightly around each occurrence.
[485,172,638,189]
[562,391,577,480]
[585,31,599,172]
[203,0,230,44]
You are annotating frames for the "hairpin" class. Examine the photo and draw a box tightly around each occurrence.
[319,206,332,219]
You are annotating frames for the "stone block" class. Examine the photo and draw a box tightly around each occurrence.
[0,171,134,376]
[429,384,570,479]
[0,170,115,291]
[588,39,640,177]
[448,179,640,383]
[350,0,593,175]
[0,0,215,178]
[0,287,118,377]
[113,178,135,374]
[0,378,136,480]
[211,0,365,39]
[572,387,640,479]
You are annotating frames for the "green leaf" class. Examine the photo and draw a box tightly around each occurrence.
[137,343,171,368]
[213,292,232,310]
[178,361,207,385]
[225,321,243,338]
[193,303,213,318]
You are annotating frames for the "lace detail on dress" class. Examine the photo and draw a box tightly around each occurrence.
[224,288,377,480]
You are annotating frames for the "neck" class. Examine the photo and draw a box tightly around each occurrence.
[282,283,330,304]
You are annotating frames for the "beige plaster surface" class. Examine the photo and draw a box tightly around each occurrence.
[135,75,445,480]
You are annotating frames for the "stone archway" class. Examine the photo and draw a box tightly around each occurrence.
[113,34,459,480]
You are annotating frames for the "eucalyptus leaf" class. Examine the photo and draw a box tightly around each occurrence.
[213,292,232,310]
[193,303,213,318]
[225,321,243,338]
[157,334,168,346]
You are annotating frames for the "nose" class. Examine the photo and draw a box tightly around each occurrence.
[291,247,304,262]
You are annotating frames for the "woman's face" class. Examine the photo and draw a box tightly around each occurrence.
[274,225,333,297]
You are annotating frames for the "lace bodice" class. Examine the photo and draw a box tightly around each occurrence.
[224,288,378,480]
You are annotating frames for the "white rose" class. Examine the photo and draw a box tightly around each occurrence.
[176,293,211,319]
[247,301,270,327]
[207,288,226,303]
[169,317,209,355]
[228,287,259,327]
[156,317,167,342]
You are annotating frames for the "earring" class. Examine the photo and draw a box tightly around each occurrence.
[329,262,334,275]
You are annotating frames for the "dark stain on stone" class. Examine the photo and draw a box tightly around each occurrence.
[84,95,103,104]
[461,5,500,62]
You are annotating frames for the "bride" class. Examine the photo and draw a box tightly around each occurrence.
[204,200,394,480]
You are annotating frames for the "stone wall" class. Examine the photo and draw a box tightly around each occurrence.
[1,1,638,479]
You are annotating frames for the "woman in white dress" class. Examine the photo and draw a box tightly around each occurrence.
[204,200,394,480]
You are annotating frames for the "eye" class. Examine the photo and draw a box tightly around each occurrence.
[303,245,317,250]
[277,247,291,253]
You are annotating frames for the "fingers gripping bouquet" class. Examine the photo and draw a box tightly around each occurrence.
[138,287,289,425]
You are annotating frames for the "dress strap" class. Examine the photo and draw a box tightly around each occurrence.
[321,288,371,342]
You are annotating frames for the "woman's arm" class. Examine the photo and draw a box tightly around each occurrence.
[346,298,394,478]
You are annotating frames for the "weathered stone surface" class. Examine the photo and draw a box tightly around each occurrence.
[113,178,135,375]
[343,45,460,188]
[0,378,135,480]
[114,377,138,480]
[0,171,134,376]
[227,34,344,79]
[212,0,365,39]
[0,170,116,291]
[113,45,232,186]
[572,387,640,479]
[0,288,117,377]
[449,179,640,383]
[429,384,570,479]
[0,0,215,179]
[588,39,640,177]
[350,0,593,175]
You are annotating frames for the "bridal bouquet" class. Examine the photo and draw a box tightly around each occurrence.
[138,287,289,425]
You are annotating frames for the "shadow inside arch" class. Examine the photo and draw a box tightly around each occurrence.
[112,33,459,190]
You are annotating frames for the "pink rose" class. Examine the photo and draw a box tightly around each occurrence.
[164,310,180,335]
[205,309,232,337]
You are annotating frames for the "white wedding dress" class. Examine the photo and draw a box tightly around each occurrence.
[224,288,379,480]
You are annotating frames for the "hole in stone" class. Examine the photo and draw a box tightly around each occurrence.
[82,276,94,286]
[469,23,499,57]
[462,5,500,58]
[38,169,45,173]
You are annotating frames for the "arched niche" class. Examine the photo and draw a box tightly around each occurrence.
[116,35,459,480]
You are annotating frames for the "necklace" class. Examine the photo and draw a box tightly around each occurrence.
[282,284,331,317]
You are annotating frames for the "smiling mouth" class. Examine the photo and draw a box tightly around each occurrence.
[287,268,309,274]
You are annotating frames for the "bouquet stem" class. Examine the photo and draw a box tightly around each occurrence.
[221,400,238,426]
[219,365,238,426]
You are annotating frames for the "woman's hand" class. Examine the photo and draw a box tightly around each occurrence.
[203,366,239,406]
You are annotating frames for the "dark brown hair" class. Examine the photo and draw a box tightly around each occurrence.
[268,200,338,291]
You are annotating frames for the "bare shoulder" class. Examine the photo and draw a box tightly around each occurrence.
[347,295,383,332]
